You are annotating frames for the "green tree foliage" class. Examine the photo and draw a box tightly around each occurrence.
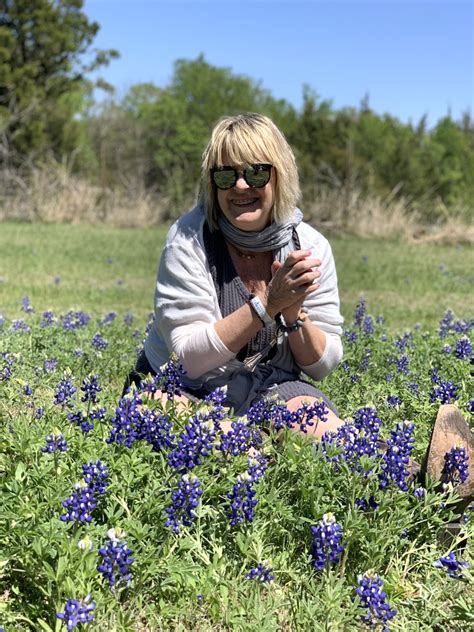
[0,0,118,165]
[89,55,298,214]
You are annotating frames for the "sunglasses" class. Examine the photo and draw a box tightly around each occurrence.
[211,163,272,190]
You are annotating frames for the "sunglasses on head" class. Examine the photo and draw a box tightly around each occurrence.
[211,163,272,190]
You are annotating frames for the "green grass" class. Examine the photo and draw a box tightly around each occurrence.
[0,221,472,329]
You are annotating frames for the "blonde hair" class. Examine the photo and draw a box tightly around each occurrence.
[199,112,301,229]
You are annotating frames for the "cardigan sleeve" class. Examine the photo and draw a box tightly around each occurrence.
[154,236,236,379]
[294,225,344,380]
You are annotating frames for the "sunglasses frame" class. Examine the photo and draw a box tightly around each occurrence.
[211,163,272,190]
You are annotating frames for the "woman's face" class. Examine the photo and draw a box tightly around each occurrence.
[216,157,275,232]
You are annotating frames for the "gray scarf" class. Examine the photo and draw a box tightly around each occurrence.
[217,208,303,261]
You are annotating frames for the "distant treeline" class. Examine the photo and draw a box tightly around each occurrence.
[1,1,473,225]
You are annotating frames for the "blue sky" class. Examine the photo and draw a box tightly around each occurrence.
[84,0,473,127]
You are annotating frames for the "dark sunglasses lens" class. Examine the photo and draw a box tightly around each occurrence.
[213,170,236,189]
[245,165,271,188]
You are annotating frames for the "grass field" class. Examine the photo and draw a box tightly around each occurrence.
[0,220,472,331]
[0,220,473,631]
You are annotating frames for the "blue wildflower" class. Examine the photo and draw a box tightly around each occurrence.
[56,595,95,630]
[455,337,472,360]
[356,572,396,628]
[353,298,366,327]
[80,375,102,404]
[246,563,275,582]
[227,454,267,526]
[386,395,401,407]
[40,310,55,327]
[42,433,68,453]
[91,332,108,350]
[442,446,469,485]
[379,421,415,492]
[97,528,133,588]
[21,296,34,313]
[433,552,469,578]
[60,310,91,330]
[54,373,76,409]
[11,319,30,333]
[165,474,203,534]
[310,513,344,571]
[430,380,459,404]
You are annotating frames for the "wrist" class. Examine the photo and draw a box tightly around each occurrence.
[248,294,273,326]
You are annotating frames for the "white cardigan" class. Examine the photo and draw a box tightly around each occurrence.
[144,205,344,402]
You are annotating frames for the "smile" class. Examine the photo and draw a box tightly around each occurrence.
[231,198,259,207]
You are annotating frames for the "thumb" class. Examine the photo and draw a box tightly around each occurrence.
[271,260,282,276]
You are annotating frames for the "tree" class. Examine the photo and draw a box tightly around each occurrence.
[0,0,118,165]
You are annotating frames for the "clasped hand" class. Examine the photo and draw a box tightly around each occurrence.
[265,250,320,317]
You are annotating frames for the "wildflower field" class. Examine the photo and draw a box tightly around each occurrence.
[0,222,473,631]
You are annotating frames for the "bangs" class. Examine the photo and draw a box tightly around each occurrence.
[213,128,272,168]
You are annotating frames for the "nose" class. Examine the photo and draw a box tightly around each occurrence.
[234,172,249,189]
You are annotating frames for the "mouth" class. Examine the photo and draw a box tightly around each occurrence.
[231,197,259,208]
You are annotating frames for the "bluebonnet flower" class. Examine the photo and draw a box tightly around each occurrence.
[80,375,101,404]
[246,395,292,432]
[60,310,91,330]
[21,295,34,313]
[227,454,267,526]
[35,407,45,420]
[60,461,108,523]
[285,399,329,434]
[1,353,15,381]
[362,315,374,335]
[11,319,30,333]
[455,337,472,360]
[351,374,361,383]
[341,361,351,372]
[356,572,397,629]
[40,310,55,327]
[320,407,381,475]
[395,355,410,375]
[91,332,108,350]
[217,418,262,457]
[310,513,344,571]
[355,496,379,512]
[433,552,469,578]
[413,487,426,498]
[154,354,186,399]
[380,334,388,342]
[100,311,117,325]
[386,395,401,407]
[442,344,452,354]
[138,406,175,452]
[0,313,4,327]
[246,562,274,582]
[168,416,217,471]
[353,298,366,327]
[44,357,58,372]
[42,433,68,453]
[467,399,474,413]
[165,473,203,534]
[56,595,95,630]
[378,421,415,491]
[23,384,33,396]
[359,348,372,372]
[361,255,368,263]
[344,330,358,344]
[406,381,420,396]
[430,380,459,404]
[107,391,143,447]
[67,410,94,433]
[73,349,83,357]
[394,332,412,352]
[123,312,134,325]
[97,528,133,588]
[438,310,454,338]
[442,446,469,485]
[54,275,61,284]
[453,318,474,334]
[54,372,77,408]
[89,407,107,422]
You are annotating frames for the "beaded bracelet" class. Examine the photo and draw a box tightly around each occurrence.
[276,310,307,333]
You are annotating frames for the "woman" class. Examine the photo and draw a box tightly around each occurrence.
[130,112,474,495]
[133,112,345,439]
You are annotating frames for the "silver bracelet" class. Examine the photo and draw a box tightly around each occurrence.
[248,294,274,326]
